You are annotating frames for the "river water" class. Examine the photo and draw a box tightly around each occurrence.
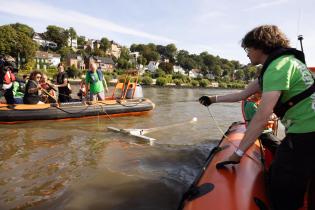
[0,88,248,210]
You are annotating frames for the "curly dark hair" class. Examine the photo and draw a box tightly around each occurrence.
[29,70,42,81]
[241,25,290,54]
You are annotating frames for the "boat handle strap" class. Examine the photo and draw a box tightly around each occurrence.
[216,160,240,169]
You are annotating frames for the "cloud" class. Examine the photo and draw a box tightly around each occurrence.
[0,0,176,43]
[243,0,288,11]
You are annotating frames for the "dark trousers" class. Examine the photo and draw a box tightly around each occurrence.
[58,89,71,103]
[4,87,14,104]
[269,132,315,210]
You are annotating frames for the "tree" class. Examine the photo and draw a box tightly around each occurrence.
[100,37,110,52]
[77,36,86,47]
[158,62,173,74]
[10,23,34,38]
[67,27,77,48]
[0,25,37,69]
[45,25,68,49]
[117,47,132,69]
[165,44,177,63]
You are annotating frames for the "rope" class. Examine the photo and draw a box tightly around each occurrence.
[54,104,90,114]
[115,99,145,107]
[206,106,261,164]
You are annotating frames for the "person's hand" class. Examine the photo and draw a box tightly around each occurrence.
[216,152,242,169]
[199,95,213,106]
[227,152,242,163]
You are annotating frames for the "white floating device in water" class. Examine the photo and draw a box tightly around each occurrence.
[107,117,198,146]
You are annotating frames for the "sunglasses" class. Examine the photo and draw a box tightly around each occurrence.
[36,76,42,79]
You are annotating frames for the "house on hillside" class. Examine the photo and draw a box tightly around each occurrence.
[146,61,160,72]
[173,65,186,75]
[65,54,85,70]
[188,69,202,78]
[34,51,61,70]
[68,37,78,49]
[106,41,122,58]
[33,33,57,49]
[85,56,115,72]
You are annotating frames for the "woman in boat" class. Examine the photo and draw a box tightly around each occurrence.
[23,70,44,104]
[199,25,315,210]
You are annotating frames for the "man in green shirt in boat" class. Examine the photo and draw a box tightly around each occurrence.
[199,25,315,210]
[85,62,108,102]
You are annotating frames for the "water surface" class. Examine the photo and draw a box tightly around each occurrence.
[0,88,244,210]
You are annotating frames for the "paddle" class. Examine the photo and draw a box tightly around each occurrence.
[41,89,57,103]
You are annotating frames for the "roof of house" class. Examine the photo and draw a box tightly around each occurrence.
[92,56,115,65]
[35,51,60,59]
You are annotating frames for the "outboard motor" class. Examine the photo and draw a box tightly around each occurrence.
[126,84,143,99]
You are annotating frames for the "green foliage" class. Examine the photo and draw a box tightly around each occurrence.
[104,75,112,84]
[77,36,86,47]
[172,73,191,83]
[173,79,182,86]
[66,64,81,78]
[153,69,166,78]
[45,25,68,49]
[156,77,167,86]
[219,82,228,88]
[141,76,153,85]
[158,62,173,74]
[100,37,110,52]
[199,79,210,87]
[67,27,77,48]
[191,80,199,87]
[0,25,37,69]
[58,47,74,60]
[10,23,34,37]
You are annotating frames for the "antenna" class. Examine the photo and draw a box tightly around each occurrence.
[298,35,304,52]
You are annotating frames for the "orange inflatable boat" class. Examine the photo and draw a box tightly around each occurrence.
[178,121,269,210]
[178,121,314,210]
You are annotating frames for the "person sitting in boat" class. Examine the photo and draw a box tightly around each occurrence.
[85,62,108,102]
[55,63,71,103]
[40,74,57,103]
[12,81,24,104]
[0,55,17,105]
[199,25,315,210]
[242,92,280,155]
[23,70,44,104]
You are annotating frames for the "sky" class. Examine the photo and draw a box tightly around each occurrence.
[1,0,315,66]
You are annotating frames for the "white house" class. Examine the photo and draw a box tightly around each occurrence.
[188,69,202,78]
[146,61,159,72]
[68,37,78,49]
[34,51,60,70]
[33,33,57,49]
[173,65,186,75]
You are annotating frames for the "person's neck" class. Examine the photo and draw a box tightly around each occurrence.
[259,54,269,65]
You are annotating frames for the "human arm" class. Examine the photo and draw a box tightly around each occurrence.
[226,90,281,162]
[27,81,42,94]
[199,79,260,106]
[102,76,109,92]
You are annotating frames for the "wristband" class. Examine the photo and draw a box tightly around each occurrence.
[234,148,244,157]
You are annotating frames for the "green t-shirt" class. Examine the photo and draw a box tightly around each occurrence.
[263,55,315,133]
[85,71,104,94]
[244,100,272,133]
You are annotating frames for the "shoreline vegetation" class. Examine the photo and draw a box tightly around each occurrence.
[2,22,257,91]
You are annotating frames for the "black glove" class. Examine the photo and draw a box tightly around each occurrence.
[199,96,212,106]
